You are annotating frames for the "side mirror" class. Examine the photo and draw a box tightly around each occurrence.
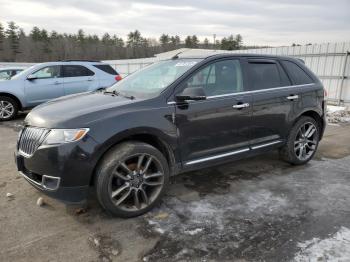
[27,74,37,81]
[176,87,206,102]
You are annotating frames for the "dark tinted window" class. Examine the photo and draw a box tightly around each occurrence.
[281,60,313,85]
[248,61,290,90]
[62,65,94,77]
[93,64,118,75]
[185,59,243,96]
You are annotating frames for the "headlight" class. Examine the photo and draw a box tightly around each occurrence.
[42,128,89,145]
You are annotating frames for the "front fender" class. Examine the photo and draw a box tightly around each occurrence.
[0,80,26,108]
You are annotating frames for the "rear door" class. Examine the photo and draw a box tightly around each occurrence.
[93,64,118,88]
[175,58,252,168]
[24,65,64,106]
[280,60,317,109]
[62,65,98,95]
[246,58,300,148]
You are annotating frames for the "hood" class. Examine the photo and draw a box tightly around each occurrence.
[25,92,139,128]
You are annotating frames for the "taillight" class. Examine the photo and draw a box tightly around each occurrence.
[115,75,122,81]
[324,89,328,97]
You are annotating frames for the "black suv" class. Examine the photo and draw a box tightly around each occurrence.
[15,54,326,217]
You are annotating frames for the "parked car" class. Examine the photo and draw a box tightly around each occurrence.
[0,60,121,120]
[0,67,26,80]
[15,54,326,217]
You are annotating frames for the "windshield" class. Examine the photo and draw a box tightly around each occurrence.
[107,59,202,99]
[11,65,36,80]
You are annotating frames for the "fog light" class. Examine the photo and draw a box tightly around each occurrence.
[42,175,60,191]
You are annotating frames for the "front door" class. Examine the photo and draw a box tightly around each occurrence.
[24,65,64,106]
[174,58,252,168]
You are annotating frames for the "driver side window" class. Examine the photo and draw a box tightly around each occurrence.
[31,66,60,79]
[186,59,243,96]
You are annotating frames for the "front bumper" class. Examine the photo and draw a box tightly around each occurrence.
[15,135,99,203]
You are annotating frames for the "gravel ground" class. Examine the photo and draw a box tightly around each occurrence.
[0,115,350,262]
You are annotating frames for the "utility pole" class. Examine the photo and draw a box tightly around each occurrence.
[213,34,216,50]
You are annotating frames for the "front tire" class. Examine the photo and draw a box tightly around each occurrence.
[280,116,320,165]
[0,96,18,121]
[95,141,169,217]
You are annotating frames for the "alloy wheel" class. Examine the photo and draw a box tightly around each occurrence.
[108,153,165,211]
[0,100,14,120]
[294,122,318,161]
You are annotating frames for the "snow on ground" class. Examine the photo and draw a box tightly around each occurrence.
[142,155,350,261]
[294,227,350,262]
[327,105,350,124]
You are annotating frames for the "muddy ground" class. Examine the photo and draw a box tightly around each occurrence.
[0,115,350,262]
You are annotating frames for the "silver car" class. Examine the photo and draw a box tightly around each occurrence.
[0,60,121,120]
[0,67,26,80]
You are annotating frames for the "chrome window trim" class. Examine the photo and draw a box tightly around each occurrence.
[167,83,314,104]
[185,148,250,165]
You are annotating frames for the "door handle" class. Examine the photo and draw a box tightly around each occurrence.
[286,95,299,100]
[233,103,250,109]
[53,81,61,85]
[87,79,93,82]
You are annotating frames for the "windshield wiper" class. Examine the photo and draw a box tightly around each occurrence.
[103,89,119,95]
[119,92,135,100]
[103,90,135,100]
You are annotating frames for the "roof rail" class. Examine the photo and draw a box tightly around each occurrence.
[60,60,102,63]
[296,58,305,64]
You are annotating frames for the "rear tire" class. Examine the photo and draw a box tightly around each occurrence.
[280,116,320,165]
[95,141,169,217]
[0,96,18,121]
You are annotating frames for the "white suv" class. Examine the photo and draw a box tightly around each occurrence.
[0,60,122,120]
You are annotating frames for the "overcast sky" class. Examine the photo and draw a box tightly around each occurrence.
[0,0,349,46]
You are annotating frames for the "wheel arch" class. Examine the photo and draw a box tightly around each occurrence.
[293,109,325,139]
[0,92,23,110]
[89,129,177,186]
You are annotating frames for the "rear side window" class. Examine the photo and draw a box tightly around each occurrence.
[62,65,94,77]
[247,61,290,90]
[281,60,313,85]
[93,64,118,75]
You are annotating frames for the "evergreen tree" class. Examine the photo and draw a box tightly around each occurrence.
[5,21,20,58]
[191,35,199,48]
[77,29,85,43]
[221,35,238,50]
[235,34,242,49]
[0,21,245,62]
[170,35,181,47]
[0,22,4,52]
[185,36,192,47]
[159,34,170,47]
[127,30,142,47]
[203,38,209,48]
[102,33,111,44]
[30,26,42,41]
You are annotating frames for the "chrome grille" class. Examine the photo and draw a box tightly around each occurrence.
[18,127,50,157]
